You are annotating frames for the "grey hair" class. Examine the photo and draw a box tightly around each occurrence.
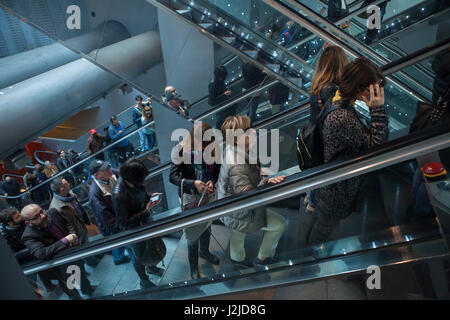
[50,177,64,194]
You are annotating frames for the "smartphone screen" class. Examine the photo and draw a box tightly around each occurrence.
[151,194,162,202]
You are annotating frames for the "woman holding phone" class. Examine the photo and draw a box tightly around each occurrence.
[112,158,164,289]
[307,57,389,245]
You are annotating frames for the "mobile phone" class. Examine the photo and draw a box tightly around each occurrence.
[151,194,162,202]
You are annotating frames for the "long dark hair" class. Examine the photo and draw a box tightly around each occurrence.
[338,57,386,102]
[120,159,149,186]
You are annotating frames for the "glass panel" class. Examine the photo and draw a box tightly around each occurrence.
[280,0,448,60]
[18,142,446,299]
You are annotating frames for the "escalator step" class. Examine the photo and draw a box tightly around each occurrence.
[287,77,302,88]
[198,23,213,30]
[243,50,258,59]
[222,36,236,45]
[176,9,192,19]
[265,63,280,73]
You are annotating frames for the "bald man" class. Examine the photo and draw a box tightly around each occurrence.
[21,204,96,298]
[21,204,77,261]
[163,85,190,118]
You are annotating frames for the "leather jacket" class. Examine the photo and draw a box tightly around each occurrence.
[112,177,151,232]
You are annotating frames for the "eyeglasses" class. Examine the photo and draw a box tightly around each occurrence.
[27,209,44,221]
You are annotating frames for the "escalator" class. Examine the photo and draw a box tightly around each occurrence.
[1,0,449,300]
[7,27,446,208]
[17,123,450,300]
[7,42,448,299]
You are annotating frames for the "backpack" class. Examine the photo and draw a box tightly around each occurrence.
[296,101,339,171]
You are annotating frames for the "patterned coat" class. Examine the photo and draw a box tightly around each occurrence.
[316,100,388,219]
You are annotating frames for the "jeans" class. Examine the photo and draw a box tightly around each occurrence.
[138,129,145,152]
[112,246,134,262]
[143,132,156,152]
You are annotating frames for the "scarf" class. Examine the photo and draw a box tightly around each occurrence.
[332,90,355,106]
[93,174,118,197]
[53,193,75,202]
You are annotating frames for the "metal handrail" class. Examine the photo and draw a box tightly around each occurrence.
[287,0,388,51]
[264,0,431,104]
[33,150,57,165]
[22,129,450,274]
[3,28,446,200]
[0,120,154,199]
[195,79,278,121]
[147,0,310,98]
[209,0,369,76]
[1,173,25,183]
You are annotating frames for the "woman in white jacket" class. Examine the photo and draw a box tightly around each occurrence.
[217,115,287,267]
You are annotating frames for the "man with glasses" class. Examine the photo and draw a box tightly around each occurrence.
[21,204,96,298]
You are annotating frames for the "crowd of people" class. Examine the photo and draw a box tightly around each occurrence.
[0,34,448,298]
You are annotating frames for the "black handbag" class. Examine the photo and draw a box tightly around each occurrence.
[132,236,166,266]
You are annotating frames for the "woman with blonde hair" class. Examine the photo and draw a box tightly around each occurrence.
[217,115,287,268]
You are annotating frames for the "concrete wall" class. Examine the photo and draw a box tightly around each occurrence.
[157,8,215,103]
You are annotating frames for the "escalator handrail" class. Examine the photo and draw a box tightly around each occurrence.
[33,150,57,165]
[22,125,450,275]
[149,0,311,98]
[287,0,387,51]
[0,79,281,199]
[4,33,446,200]
[191,0,313,70]
[0,120,153,199]
[266,0,431,104]
[382,37,450,76]
[195,78,278,120]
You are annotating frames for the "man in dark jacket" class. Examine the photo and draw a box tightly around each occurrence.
[21,204,96,298]
[50,177,91,246]
[208,65,232,106]
[209,66,240,129]
[1,176,22,209]
[328,0,348,22]
[88,160,130,265]
[0,207,32,264]
[86,129,106,160]
[0,207,56,292]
